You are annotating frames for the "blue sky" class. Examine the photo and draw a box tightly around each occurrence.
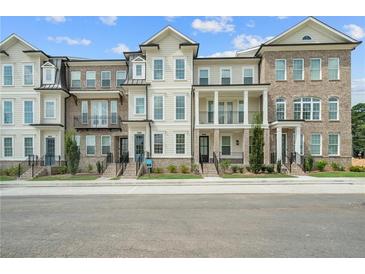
[1,16,364,104]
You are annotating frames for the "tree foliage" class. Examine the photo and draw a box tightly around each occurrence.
[65,131,80,175]
[352,103,365,156]
[249,113,264,173]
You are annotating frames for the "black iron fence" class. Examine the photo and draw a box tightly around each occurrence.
[74,115,122,129]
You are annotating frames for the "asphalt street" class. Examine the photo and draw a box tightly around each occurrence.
[1,194,364,257]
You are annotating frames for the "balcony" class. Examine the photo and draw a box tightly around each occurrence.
[74,115,122,129]
[199,111,263,125]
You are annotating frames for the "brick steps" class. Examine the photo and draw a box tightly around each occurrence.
[202,163,219,177]
[102,164,117,177]
[122,163,137,179]
[20,165,47,180]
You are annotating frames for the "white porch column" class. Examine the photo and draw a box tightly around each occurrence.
[295,126,301,164]
[195,90,199,126]
[276,127,282,162]
[244,90,249,125]
[214,91,219,125]
[262,89,268,125]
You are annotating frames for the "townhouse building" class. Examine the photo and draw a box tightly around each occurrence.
[0,17,361,177]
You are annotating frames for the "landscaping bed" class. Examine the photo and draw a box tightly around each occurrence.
[308,171,365,177]
[139,173,202,180]
[32,174,99,181]
[0,176,17,181]
[223,173,293,178]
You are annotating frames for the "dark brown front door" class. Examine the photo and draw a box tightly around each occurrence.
[199,136,209,163]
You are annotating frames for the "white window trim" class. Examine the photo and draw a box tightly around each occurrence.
[242,66,255,84]
[100,135,111,156]
[23,136,34,157]
[2,136,14,158]
[134,96,146,115]
[220,67,232,85]
[174,57,187,81]
[152,95,165,121]
[328,133,340,156]
[276,98,287,120]
[22,63,34,86]
[310,58,322,80]
[153,132,164,155]
[152,57,165,81]
[174,133,186,155]
[174,94,187,121]
[328,57,340,80]
[198,67,210,85]
[2,99,14,125]
[23,99,34,125]
[43,67,56,85]
[275,59,287,81]
[328,97,340,121]
[133,62,145,80]
[2,64,14,86]
[116,70,126,86]
[86,71,96,88]
[70,71,81,88]
[44,99,56,119]
[221,135,232,156]
[310,133,322,156]
[294,97,322,121]
[101,71,111,87]
[86,135,96,156]
[292,58,304,81]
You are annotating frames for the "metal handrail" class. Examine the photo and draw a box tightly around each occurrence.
[213,152,219,174]
[218,152,244,164]
[199,155,204,173]
[73,115,122,129]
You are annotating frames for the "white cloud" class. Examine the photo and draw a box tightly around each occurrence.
[111,43,130,54]
[246,20,255,28]
[344,24,365,39]
[192,16,235,33]
[48,36,91,46]
[277,16,288,20]
[207,50,236,57]
[352,78,365,105]
[45,16,66,23]
[99,16,118,26]
[232,34,273,50]
[165,16,178,22]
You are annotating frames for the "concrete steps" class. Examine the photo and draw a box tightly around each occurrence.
[103,163,117,177]
[122,163,137,179]
[202,163,219,177]
[20,165,47,180]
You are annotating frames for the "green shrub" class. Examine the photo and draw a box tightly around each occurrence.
[87,163,93,173]
[276,160,282,173]
[304,154,314,172]
[219,160,231,173]
[349,165,365,172]
[167,165,177,173]
[191,163,199,174]
[246,166,251,172]
[231,165,239,173]
[96,161,103,174]
[153,167,163,173]
[0,165,24,177]
[266,164,275,173]
[59,165,68,174]
[261,165,267,173]
[315,160,327,172]
[331,162,345,171]
[180,164,189,174]
[239,166,245,173]
[65,131,80,175]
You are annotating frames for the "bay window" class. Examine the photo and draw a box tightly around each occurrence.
[45,100,56,119]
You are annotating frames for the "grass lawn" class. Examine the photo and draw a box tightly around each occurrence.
[0,175,17,181]
[309,171,365,177]
[139,173,202,180]
[223,173,294,178]
[32,174,99,181]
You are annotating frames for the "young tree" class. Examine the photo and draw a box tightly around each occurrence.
[65,131,80,175]
[249,113,264,173]
[352,103,365,157]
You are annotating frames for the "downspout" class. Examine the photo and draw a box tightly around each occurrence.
[258,57,262,84]
[145,84,151,158]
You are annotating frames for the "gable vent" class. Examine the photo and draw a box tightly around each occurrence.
[302,35,312,41]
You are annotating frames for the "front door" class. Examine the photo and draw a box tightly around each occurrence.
[120,137,129,162]
[282,133,287,164]
[45,137,55,166]
[199,136,209,163]
[134,134,144,161]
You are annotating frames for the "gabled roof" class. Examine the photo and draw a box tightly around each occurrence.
[0,33,40,50]
[141,25,196,45]
[41,61,56,68]
[131,56,146,62]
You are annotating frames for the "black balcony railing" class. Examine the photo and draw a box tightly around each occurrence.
[74,115,122,129]
[219,152,244,164]
[199,111,262,124]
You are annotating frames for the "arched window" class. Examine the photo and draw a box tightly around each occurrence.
[328,97,339,121]
[293,97,321,120]
[276,98,286,120]
[302,35,312,41]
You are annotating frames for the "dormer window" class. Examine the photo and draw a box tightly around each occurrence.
[302,35,312,41]
[41,62,56,85]
[131,56,145,80]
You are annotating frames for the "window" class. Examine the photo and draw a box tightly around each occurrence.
[221,68,231,85]
[199,68,209,85]
[24,100,34,124]
[310,58,321,80]
[176,134,185,154]
[208,100,214,123]
[153,96,164,120]
[23,64,34,85]
[3,64,13,86]
[175,95,185,120]
[310,133,321,155]
[302,35,312,41]
[135,97,145,114]
[276,98,286,120]
[175,58,185,80]
[243,67,254,84]
[154,133,163,154]
[275,59,286,81]
[328,58,340,80]
[293,59,304,80]
[86,136,96,155]
[218,102,224,124]
[45,100,56,119]
[86,71,96,88]
[111,100,118,124]
[81,101,88,124]
[74,135,80,149]
[3,137,13,157]
[3,100,13,124]
[71,71,81,88]
[101,136,111,155]
[328,133,340,156]
[329,97,339,121]
[43,68,55,84]
[221,136,231,156]
[101,71,111,87]
[24,137,33,157]
[152,58,164,80]
[293,97,321,120]
[116,70,126,86]
[238,100,244,123]
[133,59,145,80]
